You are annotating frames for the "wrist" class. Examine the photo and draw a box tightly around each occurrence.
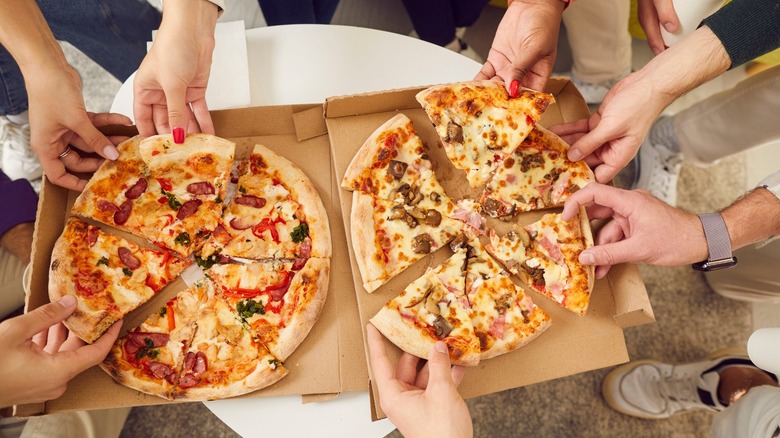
[508,0,566,14]
[162,0,219,37]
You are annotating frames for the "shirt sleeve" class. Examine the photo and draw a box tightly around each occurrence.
[0,171,38,239]
[758,169,780,200]
[701,0,780,68]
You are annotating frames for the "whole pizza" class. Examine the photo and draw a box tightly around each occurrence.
[50,134,331,400]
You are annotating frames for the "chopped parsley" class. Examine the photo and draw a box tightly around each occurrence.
[159,306,167,317]
[161,189,181,211]
[194,253,220,269]
[237,299,265,322]
[268,358,281,369]
[290,222,309,243]
[238,186,247,194]
[215,195,223,204]
[122,267,133,277]
[97,256,109,266]
[136,338,160,360]
[174,232,191,246]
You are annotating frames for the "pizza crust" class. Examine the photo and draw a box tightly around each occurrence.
[171,355,288,401]
[99,343,171,399]
[578,205,596,294]
[350,191,386,293]
[341,113,409,190]
[370,308,437,363]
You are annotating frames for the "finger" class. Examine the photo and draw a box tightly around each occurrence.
[107,135,131,146]
[451,365,467,386]
[134,82,157,138]
[59,329,87,352]
[595,265,612,279]
[475,60,497,81]
[395,352,421,386]
[152,104,170,135]
[596,219,626,246]
[579,239,637,269]
[72,116,120,161]
[88,112,133,128]
[638,1,667,55]
[654,0,680,34]
[57,321,121,376]
[191,98,215,135]
[6,296,77,340]
[567,115,613,162]
[548,118,590,138]
[562,183,626,220]
[59,148,103,173]
[366,324,396,387]
[584,204,616,221]
[33,327,49,348]
[426,341,456,392]
[163,82,190,141]
[593,162,623,184]
[42,322,69,354]
[415,361,430,388]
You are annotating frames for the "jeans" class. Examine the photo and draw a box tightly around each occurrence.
[401,0,489,47]
[0,0,161,116]
[257,0,340,25]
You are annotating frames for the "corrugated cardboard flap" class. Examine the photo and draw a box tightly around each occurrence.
[609,263,656,327]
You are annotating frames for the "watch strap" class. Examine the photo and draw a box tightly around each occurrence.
[699,213,733,262]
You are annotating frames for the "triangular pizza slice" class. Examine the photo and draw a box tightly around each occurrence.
[416,80,554,188]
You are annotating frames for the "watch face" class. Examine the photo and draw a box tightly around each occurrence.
[692,257,738,272]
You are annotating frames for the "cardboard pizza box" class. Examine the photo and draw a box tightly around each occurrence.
[17,104,367,416]
[323,78,655,420]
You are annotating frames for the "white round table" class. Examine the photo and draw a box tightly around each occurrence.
[111,24,481,438]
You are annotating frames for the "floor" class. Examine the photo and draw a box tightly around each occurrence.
[44,0,780,437]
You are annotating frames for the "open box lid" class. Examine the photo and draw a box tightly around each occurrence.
[323,79,655,419]
[16,103,368,417]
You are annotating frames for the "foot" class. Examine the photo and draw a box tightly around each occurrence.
[633,124,683,207]
[0,117,41,181]
[568,67,630,105]
[602,350,757,419]
[444,37,483,63]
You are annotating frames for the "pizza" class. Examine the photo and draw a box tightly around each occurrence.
[486,208,595,315]
[72,134,235,257]
[206,258,330,360]
[416,80,554,188]
[49,217,190,343]
[481,126,595,218]
[341,113,433,200]
[370,249,482,366]
[217,144,331,261]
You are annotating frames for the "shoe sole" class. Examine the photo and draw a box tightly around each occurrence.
[602,348,750,419]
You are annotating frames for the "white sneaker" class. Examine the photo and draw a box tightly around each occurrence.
[569,67,630,105]
[0,117,41,181]
[444,37,483,63]
[602,350,756,419]
[633,134,683,207]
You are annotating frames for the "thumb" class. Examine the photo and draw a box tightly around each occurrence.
[426,341,456,392]
[73,116,120,161]
[655,0,680,33]
[164,82,189,143]
[579,240,635,269]
[567,115,611,162]
[11,296,78,340]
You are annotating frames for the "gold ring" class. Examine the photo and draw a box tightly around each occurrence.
[58,147,73,159]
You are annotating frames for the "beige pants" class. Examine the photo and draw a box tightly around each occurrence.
[674,66,780,301]
[561,0,632,83]
[19,409,130,438]
[0,247,26,319]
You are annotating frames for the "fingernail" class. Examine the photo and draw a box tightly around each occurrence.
[568,149,583,161]
[435,341,448,354]
[580,252,596,265]
[103,145,119,160]
[58,295,77,307]
[663,22,675,32]
[509,80,519,98]
[173,127,185,144]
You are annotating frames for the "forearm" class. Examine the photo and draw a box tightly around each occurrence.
[0,0,69,75]
[0,222,34,264]
[636,25,730,107]
[161,0,219,38]
[721,187,780,251]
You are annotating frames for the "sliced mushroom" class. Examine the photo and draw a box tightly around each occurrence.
[505,258,520,272]
[404,214,419,229]
[409,207,426,220]
[446,121,464,143]
[395,183,411,198]
[522,261,546,285]
[494,293,512,315]
[423,209,442,226]
[405,284,432,308]
[449,234,468,252]
[411,233,433,254]
[388,205,406,220]
[408,188,424,206]
[433,315,453,338]
[387,160,408,180]
[482,197,503,218]
[429,191,442,203]
[515,226,531,247]
[425,296,440,315]
[497,204,516,221]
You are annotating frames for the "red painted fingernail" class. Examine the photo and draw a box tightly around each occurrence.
[173,127,185,144]
[509,80,519,98]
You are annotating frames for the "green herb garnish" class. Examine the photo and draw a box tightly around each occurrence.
[122,267,133,277]
[237,299,265,322]
[174,232,191,246]
[268,358,281,369]
[165,192,182,211]
[97,256,109,266]
[136,338,160,359]
[215,195,223,204]
[194,253,220,269]
[290,222,309,243]
[238,186,247,194]
[160,306,167,317]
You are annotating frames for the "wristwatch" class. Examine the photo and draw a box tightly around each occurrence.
[692,213,738,271]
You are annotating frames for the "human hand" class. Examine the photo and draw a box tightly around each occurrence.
[133,0,218,142]
[0,295,121,407]
[366,324,472,438]
[475,0,564,92]
[561,183,708,278]
[638,0,680,55]
[26,66,132,191]
[555,70,673,183]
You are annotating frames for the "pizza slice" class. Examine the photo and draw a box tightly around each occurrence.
[101,280,208,398]
[341,113,433,200]
[454,236,551,359]
[481,126,595,218]
[219,144,331,261]
[49,218,191,343]
[206,258,330,360]
[350,190,462,293]
[416,80,554,188]
[486,208,595,316]
[170,294,288,400]
[370,249,482,366]
[72,134,235,256]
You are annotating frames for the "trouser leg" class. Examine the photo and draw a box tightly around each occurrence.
[706,238,780,302]
[402,0,456,47]
[451,0,490,28]
[0,247,26,320]
[712,385,780,438]
[21,408,131,438]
